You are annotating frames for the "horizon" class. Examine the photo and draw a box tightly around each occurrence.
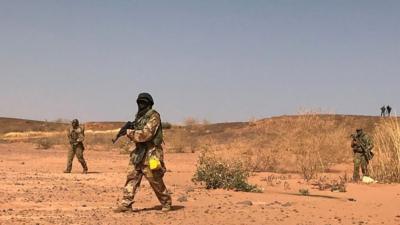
[1,1,399,123]
[1,112,396,125]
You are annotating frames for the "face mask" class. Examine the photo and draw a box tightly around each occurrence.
[137,101,149,111]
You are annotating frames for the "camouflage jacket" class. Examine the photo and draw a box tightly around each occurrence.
[127,109,164,166]
[68,126,85,145]
[351,133,373,153]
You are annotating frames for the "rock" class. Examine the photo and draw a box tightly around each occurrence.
[281,202,292,207]
[177,196,188,202]
[348,198,357,202]
[237,200,253,206]
[362,176,376,184]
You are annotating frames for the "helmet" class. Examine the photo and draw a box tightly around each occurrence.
[72,119,79,126]
[136,92,154,106]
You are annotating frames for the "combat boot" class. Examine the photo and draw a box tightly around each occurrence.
[161,205,172,212]
[113,205,132,213]
[63,170,71,173]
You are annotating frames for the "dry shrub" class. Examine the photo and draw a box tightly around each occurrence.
[371,118,400,183]
[36,138,55,150]
[165,128,199,153]
[298,188,309,196]
[184,117,198,127]
[261,174,290,186]
[35,133,67,149]
[250,148,281,172]
[85,133,116,150]
[290,110,348,180]
[192,151,261,192]
[162,122,172,129]
[202,119,210,125]
[202,110,349,174]
[312,174,348,192]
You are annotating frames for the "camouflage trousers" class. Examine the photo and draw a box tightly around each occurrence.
[121,161,172,208]
[65,144,88,172]
[353,152,369,181]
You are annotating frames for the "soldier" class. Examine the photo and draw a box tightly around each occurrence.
[114,93,172,213]
[64,119,88,174]
[351,128,374,182]
[386,105,392,117]
[380,106,386,117]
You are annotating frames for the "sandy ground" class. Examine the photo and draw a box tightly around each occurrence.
[0,143,399,225]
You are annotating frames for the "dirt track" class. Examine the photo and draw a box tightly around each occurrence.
[0,143,399,225]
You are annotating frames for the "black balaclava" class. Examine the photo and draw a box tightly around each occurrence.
[136,93,154,119]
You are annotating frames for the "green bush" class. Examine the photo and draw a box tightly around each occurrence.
[162,122,173,129]
[193,152,261,192]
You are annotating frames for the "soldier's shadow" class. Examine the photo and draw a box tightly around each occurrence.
[132,205,185,212]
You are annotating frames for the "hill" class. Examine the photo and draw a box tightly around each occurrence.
[0,114,388,172]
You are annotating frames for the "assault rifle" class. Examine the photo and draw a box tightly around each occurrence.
[112,121,135,144]
[350,134,374,161]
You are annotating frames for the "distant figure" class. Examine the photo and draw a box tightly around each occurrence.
[64,119,88,174]
[350,129,374,182]
[386,105,392,117]
[380,106,386,117]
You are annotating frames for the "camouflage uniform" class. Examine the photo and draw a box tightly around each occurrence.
[380,106,386,117]
[116,93,171,212]
[65,120,88,173]
[351,129,374,181]
[386,105,392,116]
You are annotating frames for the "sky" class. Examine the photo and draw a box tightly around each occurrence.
[0,0,399,123]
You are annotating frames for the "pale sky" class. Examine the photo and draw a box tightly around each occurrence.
[0,0,399,123]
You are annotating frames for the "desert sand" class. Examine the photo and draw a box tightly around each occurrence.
[0,142,399,225]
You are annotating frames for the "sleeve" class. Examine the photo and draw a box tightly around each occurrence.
[351,139,358,148]
[77,127,85,142]
[67,128,72,141]
[128,112,161,143]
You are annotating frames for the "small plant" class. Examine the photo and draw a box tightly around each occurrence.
[36,138,54,150]
[330,178,347,193]
[299,188,309,196]
[251,149,280,172]
[261,174,288,186]
[193,152,261,192]
[162,122,172,129]
[313,175,347,192]
[296,151,321,181]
